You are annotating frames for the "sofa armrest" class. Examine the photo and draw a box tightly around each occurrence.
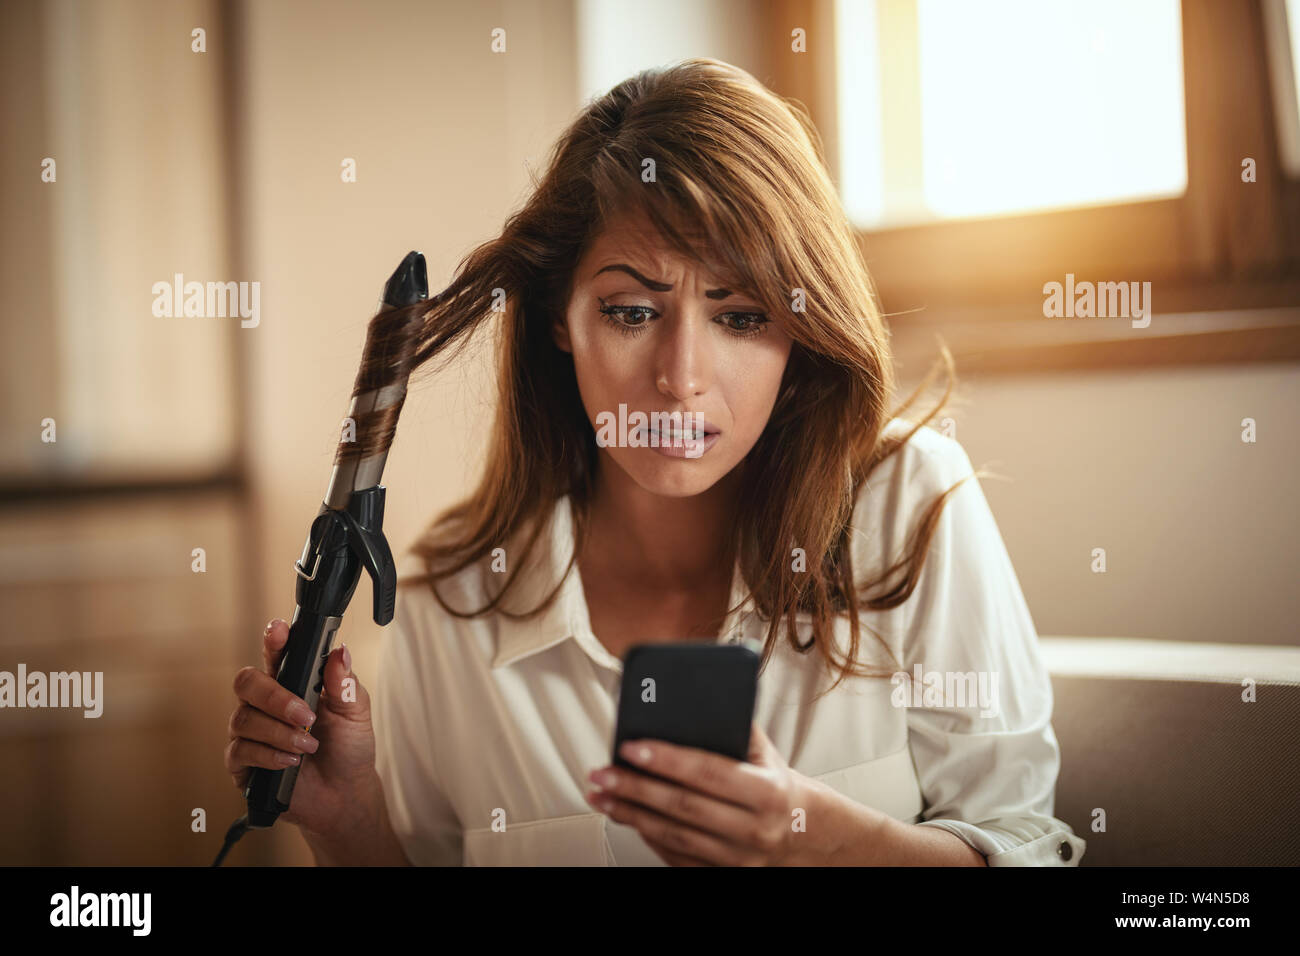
[1040,637,1300,866]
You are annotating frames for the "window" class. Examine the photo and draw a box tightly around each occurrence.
[770,0,1300,372]
[837,0,1189,227]
[1263,0,1300,176]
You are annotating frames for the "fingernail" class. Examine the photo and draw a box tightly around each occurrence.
[276,752,300,766]
[341,642,351,672]
[293,733,319,754]
[264,619,276,635]
[621,742,652,764]
[290,702,315,727]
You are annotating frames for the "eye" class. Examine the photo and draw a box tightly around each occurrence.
[598,301,657,338]
[596,301,771,340]
[716,312,770,338]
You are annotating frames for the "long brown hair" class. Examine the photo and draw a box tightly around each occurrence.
[385,58,977,695]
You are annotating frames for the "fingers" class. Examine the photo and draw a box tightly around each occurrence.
[320,643,369,718]
[224,735,303,778]
[615,739,765,809]
[228,703,319,756]
[588,765,757,844]
[596,794,736,864]
[226,619,316,794]
[232,665,316,731]
[262,618,290,676]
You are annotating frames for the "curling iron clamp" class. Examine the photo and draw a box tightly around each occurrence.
[213,251,428,865]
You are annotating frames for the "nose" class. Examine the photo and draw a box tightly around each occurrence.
[654,311,712,400]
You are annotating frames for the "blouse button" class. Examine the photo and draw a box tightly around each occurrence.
[1057,840,1073,861]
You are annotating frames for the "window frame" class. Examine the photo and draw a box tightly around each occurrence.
[763,0,1300,372]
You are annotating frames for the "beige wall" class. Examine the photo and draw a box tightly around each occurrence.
[894,359,1300,649]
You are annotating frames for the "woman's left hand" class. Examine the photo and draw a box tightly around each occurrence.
[584,722,828,866]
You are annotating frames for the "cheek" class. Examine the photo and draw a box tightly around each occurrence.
[566,314,647,394]
[568,330,633,402]
[716,336,792,429]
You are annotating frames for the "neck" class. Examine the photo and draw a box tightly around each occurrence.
[583,452,740,592]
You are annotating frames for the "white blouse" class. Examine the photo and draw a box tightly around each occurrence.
[373,418,1087,866]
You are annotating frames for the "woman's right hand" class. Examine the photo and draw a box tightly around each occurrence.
[224,619,379,839]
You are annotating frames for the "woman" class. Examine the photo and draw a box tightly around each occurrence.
[225,58,1086,866]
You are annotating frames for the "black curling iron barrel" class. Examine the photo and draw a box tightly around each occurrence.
[212,251,427,865]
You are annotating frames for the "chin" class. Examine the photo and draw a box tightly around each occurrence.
[608,448,732,498]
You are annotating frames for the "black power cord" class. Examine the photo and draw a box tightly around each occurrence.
[212,814,251,867]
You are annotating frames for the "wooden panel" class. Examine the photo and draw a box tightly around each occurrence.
[0,490,249,865]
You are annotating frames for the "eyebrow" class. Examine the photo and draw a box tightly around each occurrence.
[594,263,735,300]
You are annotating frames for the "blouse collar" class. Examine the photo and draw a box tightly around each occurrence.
[490,495,757,672]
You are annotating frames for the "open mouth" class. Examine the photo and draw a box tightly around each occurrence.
[645,415,720,440]
[648,427,714,440]
[646,428,718,445]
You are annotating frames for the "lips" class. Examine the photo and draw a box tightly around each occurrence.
[647,428,716,443]
[646,429,721,459]
[646,416,720,439]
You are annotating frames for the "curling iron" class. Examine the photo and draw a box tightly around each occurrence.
[212,251,428,866]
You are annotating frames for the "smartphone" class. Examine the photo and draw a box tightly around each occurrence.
[611,642,761,772]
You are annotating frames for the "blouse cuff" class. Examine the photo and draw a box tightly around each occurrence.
[915,818,1086,866]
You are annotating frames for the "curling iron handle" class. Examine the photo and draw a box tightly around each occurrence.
[243,609,341,826]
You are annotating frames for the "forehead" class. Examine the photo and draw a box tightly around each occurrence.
[579,207,730,283]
